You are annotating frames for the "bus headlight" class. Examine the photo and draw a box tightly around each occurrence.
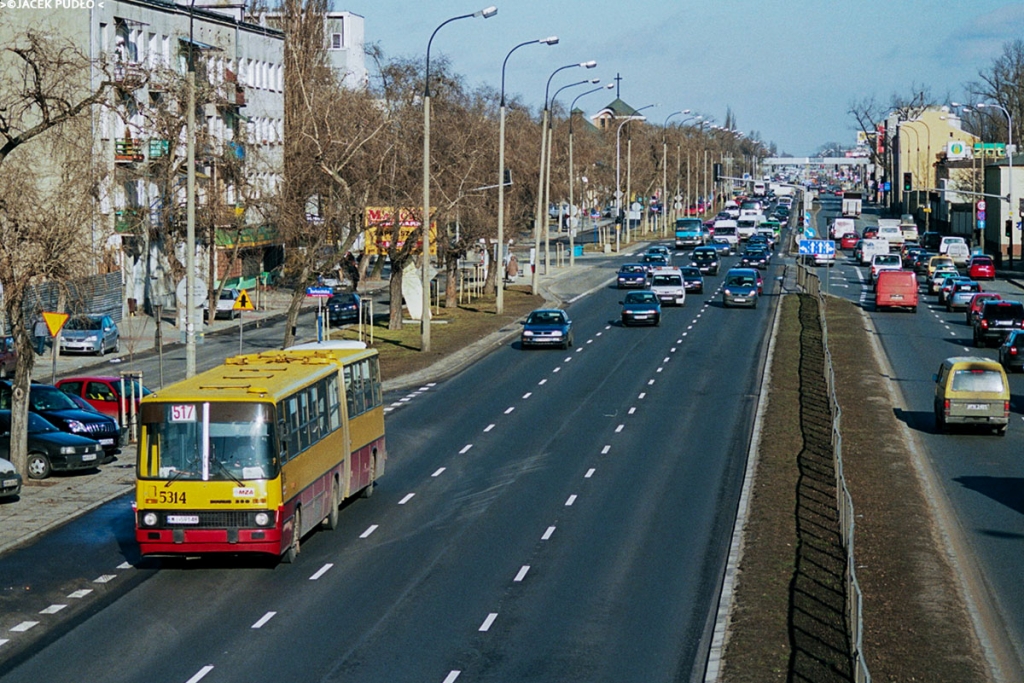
[142,512,158,527]
[254,512,270,527]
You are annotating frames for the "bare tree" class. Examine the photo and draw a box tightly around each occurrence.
[0,27,110,476]
[965,39,1024,145]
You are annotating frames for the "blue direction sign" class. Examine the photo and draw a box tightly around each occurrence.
[305,286,333,297]
[798,239,836,256]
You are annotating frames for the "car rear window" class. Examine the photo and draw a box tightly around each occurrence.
[984,302,1024,320]
[950,369,1005,393]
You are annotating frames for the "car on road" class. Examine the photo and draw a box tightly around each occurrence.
[204,288,242,321]
[59,315,120,356]
[55,376,152,422]
[0,336,15,380]
[689,246,720,275]
[640,253,670,272]
[869,253,902,284]
[912,251,936,276]
[620,291,661,326]
[740,248,769,270]
[722,268,760,308]
[933,356,1009,435]
[926,255,955,278]
[616,264,650,289]
[0,380,121,461]
[928,265,959,294]
[966,292,1002,326]
[709,237,733,256]
[937,275,974,305]
[0,455,21,499]
[0,410,105,479]
[874,270,918,312]
[998,330,1024,373]
[967,255,995,280]
[326,292,361,325]
[946,280,983,311]
[646,245,672,260]
[839,233,859,250]
[680,266,704,294]
[650,268,687,306]
[520,308,573,349]
[973,300,1024,347]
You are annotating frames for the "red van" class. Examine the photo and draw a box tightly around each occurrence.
[875,270,918,312]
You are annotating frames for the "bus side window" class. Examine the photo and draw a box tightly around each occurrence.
[286,396,301,457]
[307,384,321,444]
[369,357,382,409]
[315,378,330,437]
[327,375,341,431]
[277,415,289,463]
[298,391,311,452]
[343,365,356,418]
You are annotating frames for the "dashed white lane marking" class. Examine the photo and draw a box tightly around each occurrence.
[252,611,276,629]
[657,367,664,373]
[459,444,473,454]
[504,407,515,414]
[390,402,403,408]
[484,424,495,432]
[585,468,596,478]
[682,332,688,336]
[542,526,556,540]
[687,325,694,330]
[663,357,671,362]
[628,407,636,415]
[10,622,38,633]
[117,562,132,570]
[605,325,611,330]
[677,338,683,343]
[68,589,92,599]
[587,339,594,344]
[564,356,573,363]
[185,666,215,683]
[94,575,116,584]
[479,613,498,632]
[638,392,646,399]
[310,563,333,580]
[615,424,625,433]
[601,445,611,454]
[538,379,547,385]
[443,671,461,683]
[360,525,378,538]
[565,495,577,506]
[670,347,677,352]
[0,638,8,647]
[522,392,532,399]
[648,379,656,385]
[432,467,446,477]
[399,493,415,505]
[553,367,561,373]
[575,347,583,353]
[514,565,530,582]
[39,605,66,615]
[596,332,603,336]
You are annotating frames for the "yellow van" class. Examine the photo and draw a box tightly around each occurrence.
[933,356,1009,435]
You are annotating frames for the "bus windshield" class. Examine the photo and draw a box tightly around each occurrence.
[140,402,279,481]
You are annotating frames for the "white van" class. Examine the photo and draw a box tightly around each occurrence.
[859,238,889,265]
[736,218,758,240]
[829,217,856,239]
[940,237,971,266]
[649,267,686,306]
[876,221,905,251]
[713,222,739,248]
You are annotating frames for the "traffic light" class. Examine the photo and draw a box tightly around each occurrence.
[713,163,722,182]
[902,172,912,192]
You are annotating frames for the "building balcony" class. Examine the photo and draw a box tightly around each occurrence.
[114,138,145,163]
[113,62,146,89]
[148,139,170,159]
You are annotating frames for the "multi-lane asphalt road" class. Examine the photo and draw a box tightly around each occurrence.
[0,243,785,682]
[813,197,1024,678]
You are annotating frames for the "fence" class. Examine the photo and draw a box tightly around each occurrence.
[1,271,123,333]
[797,262,871,683]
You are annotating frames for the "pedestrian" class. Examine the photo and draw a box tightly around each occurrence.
[343,252,360,291]
[33,317,49,355]
[505,253,518,284]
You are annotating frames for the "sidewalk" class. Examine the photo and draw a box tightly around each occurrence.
[0,246,626,555]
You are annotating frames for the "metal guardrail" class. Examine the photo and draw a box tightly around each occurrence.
[797,262,871,683]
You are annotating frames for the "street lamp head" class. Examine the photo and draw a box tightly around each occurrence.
[581,60,597,69]
[540,35,559,44]
[476,6,498,18]
[682,108,691,114]
[604,82,614,89]
[589,77,600,84]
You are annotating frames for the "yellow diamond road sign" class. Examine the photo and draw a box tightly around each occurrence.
[233,289,255,311]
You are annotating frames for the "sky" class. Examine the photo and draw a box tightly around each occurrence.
[346,0,1024,156]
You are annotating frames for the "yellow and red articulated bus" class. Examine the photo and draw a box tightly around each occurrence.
[134,341,385,562]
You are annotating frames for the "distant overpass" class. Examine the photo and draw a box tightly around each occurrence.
[764,156,869,168]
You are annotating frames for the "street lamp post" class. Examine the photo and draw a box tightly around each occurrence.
[615,104,655,252]
[661,110,688,238]
[547,77,598,270]
[532,61,596,295]
[422,7,497,352]
[497,36,558,315]
[978,102,1015,266]
[568,82,613,266]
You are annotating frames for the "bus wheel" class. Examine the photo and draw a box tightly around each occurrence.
[323,480,340,530]
[283,508,300,563]
[362,458,376,498]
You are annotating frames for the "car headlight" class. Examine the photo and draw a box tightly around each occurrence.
[85,334,98,342]
[66,420,87,433]
[142,512,158,527]
[254,512,270,527]
[724,289,733,295]
[60,446,77,454]
[523,330,534,336]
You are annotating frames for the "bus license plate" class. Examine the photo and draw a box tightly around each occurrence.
[167,515,200,525]
[82,453,97,462]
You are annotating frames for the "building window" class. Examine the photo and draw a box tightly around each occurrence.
[331,33,343,50]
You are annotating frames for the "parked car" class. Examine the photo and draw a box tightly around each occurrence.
[0,410,105,479]
[998,330,1024,373]
[0,454,22,499]
[204,288,242,321]
[967,255,995,280]
[0,380,121,461]
[0,336,15,379]
[55,376,152,422]
[326,292,361,325]
[620,291,662,326]
[59,315,119,356]
[933,356,1009,435]
[520,308,573,349]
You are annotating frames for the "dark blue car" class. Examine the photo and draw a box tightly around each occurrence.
[521,308,573,349]
[617,264,649,289]
[620,291,662,326]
